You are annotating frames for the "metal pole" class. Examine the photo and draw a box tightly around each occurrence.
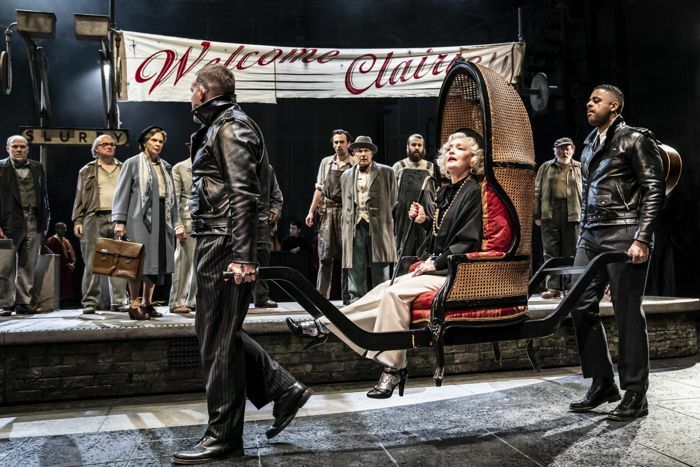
[518,7,524,42]
[108,0,119,129]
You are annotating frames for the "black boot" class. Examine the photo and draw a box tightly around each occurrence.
[607,390,648,421]
[286,318,329,349]
[569,377,621,412]
[171,435,243,464]
[266,382,313,439]
[366,367,408,399]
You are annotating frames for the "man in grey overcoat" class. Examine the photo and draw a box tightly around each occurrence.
[341,136,397,301]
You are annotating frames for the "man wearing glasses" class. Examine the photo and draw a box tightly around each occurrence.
[71,135,128,314]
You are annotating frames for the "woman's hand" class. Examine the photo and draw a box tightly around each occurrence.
[412,258,436,276]
[113,222,125,239]
[175,225,187,242]
[409,202,427,224]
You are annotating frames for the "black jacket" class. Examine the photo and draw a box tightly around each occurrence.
[580,117,665,244]
[0,157,50,238]
[190,95,270,264]
[422,176,483,273]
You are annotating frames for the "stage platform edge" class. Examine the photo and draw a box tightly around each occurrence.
[0,296,697,405]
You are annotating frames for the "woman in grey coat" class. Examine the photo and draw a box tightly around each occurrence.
[113,126,185,320]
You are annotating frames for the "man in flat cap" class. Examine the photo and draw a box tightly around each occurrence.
[534,136,582,298]
[341,136,397,301]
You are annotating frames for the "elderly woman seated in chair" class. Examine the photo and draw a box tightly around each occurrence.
[288,131,484,398]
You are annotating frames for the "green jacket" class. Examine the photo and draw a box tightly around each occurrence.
[534,159,582,222]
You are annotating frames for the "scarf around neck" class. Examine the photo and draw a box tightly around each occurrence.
[138,151,174,232]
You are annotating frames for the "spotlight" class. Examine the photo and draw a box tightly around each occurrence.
[74,14,110,41]
[16,10,56,39]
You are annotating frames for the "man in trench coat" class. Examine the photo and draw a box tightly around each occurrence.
[341,136,397,301]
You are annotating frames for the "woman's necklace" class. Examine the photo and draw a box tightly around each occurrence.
[432,176,470,235]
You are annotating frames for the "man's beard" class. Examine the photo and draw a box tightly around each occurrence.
[407,150,424,163]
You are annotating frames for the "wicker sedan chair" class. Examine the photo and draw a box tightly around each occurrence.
[256,59,628,387]
[406,60,536,385]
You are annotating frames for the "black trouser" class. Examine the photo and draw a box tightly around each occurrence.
[541,199,579,290]
[254,221,271,304]
[571,225,651,394]
[195,235,296,442]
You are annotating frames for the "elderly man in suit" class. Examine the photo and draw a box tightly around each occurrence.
[341,136,397,302]
[0,135,50,315]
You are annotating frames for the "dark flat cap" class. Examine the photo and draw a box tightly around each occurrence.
[553,137,574,148]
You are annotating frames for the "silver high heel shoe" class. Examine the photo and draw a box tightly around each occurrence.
[286,318,330,350]
[366,367,408,399]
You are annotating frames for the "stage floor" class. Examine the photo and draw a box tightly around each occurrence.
[1,295,698,345]
[0,355,698,466]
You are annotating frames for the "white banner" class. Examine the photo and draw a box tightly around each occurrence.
[118,31,524,104]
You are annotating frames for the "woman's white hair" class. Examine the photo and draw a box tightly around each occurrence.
[435,131,484,177]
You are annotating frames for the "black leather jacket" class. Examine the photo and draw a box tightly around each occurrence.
[580,117,665,245]
[189,95,270,264]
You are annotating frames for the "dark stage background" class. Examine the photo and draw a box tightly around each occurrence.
[1,0,698,300]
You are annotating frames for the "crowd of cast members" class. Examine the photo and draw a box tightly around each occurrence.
[0,77,665,457]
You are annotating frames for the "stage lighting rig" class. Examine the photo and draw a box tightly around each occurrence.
[74,13,121,129]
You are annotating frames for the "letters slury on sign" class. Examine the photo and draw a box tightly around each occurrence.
[21,128,129,145]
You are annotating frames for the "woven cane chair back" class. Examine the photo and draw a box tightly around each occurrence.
[437,60,535,258]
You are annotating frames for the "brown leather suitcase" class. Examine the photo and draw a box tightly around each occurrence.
[93,238,144,280]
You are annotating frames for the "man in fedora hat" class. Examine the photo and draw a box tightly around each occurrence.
[534,136,582,299]
[341,136,397,301]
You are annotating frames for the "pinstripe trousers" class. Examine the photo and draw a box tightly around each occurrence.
[571,225,651,393]
[195,235,296,442]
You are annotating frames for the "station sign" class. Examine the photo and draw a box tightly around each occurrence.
[20,128,129,145]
